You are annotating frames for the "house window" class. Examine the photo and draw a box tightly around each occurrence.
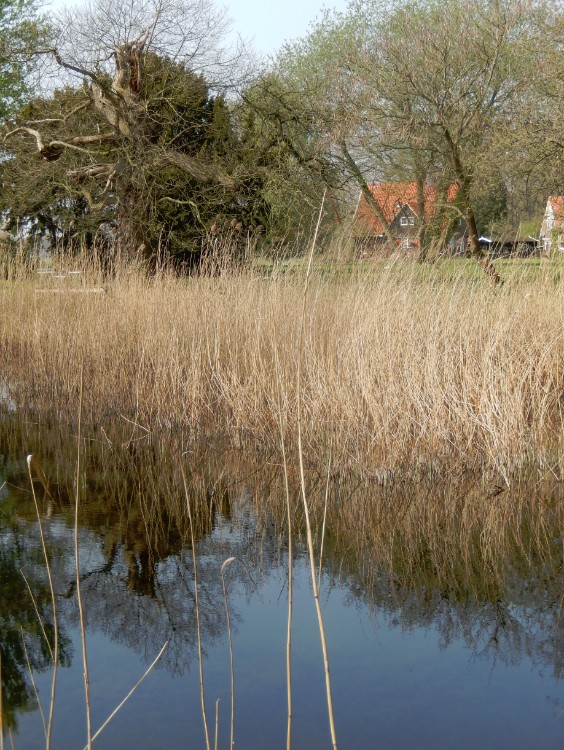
[400,215,415,226]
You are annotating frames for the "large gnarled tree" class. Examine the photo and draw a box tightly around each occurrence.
[3,0,260,262]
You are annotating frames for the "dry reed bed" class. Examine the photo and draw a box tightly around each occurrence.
[1,261,563,480]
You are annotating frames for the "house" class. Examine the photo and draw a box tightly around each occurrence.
[539,196,564,254]
[353,181,463,254]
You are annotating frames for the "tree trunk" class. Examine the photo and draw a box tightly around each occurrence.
[415,170,429,262]
[115,179,150,266]
[442,128,502,285]
[340,141,393,242]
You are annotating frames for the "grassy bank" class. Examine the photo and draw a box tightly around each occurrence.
[0,254,563,482]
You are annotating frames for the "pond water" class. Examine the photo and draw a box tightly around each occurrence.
[1,417,564,749]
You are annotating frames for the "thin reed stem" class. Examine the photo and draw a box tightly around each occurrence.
[0,650,3,750]
[182,470,211,750]
[74,367,92,749]
[21,629,46,739]
[19,571,52,661]
[281,436,293,750]
[220,558,236,750]
[275,346,293,750]
[83,639,168,749]
[318,442,332,589]
[26,455,58,750]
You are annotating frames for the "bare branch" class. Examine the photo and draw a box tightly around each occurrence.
[23,101,91,126]
[161,150,237,187]
[4,128,119,161]
[67,164,116,181]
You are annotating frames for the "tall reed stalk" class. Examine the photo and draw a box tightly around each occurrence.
[220,557,236,750]
[296,192,338,750]
[74,368,92,749]
[83,640,168,750]
[182,470,211,750]
[280,430,293,750]
[275,344,294,750]
[318,444,332,589]
[26,456,58,750]
[0,651,3,750]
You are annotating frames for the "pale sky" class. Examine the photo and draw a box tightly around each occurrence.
[43,0,351,57]
[223,0,349,56]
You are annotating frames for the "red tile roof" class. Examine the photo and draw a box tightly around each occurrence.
[355,181,458,234]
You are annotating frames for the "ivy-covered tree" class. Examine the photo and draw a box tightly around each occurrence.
[2,0,271,265]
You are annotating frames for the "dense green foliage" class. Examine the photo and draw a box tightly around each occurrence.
[0,0,47,120]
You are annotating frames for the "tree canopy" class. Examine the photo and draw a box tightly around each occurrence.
[1,0,563,272]
[0,0,50,122]
[267,0,563,275]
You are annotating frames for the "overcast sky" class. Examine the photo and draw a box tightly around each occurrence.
[43,0,351,57]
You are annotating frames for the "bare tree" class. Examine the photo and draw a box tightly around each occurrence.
[352,0,557,281]
[275,0,563,276]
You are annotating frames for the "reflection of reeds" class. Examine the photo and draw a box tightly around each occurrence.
[322,475,564,611]
[22,438,169,749]
[5,416,562,607]
[1,251,563,481]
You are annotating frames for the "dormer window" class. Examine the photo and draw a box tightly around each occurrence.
[400,216,409,226]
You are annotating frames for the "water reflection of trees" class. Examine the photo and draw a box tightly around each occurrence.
[0,417,276,679]
[0,514,71,733]
[1,414,564,723]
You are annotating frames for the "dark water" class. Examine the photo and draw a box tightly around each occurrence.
[1,418,564,749]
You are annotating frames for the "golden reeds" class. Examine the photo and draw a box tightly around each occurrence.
[0,250,562,483]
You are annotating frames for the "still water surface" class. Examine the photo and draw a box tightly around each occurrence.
[1,421,563,749]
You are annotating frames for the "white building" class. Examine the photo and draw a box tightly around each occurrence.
[539,196,564,254]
